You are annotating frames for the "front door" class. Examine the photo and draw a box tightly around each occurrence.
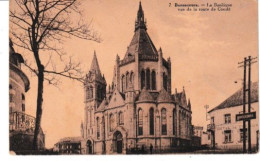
[113,131,123,154]
[117,139,122,153]
[87,140,92,154]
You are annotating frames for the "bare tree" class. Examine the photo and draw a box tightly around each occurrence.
[10,0,100,150]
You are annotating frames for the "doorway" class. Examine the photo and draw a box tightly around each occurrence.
[113,131,123,153]
[87,140,92,154]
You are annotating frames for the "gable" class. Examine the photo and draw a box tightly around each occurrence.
[107,89,125,108]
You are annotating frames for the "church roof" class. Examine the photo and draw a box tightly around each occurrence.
[9,39,24,66]
[150,92,159,100]
[96,98,108,112]
[136,88,155,103]
[208,82,258,113]
[58,137,84,143]
[90,51,102,76]
[9,39,30,92]
[123,2,158,60]
[157,88,174,103]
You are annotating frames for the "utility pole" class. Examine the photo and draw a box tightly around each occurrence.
[204,105,209,121]
[243,57,247,153]
[238,56,257,153]
[238,57,247,153]
[248,56,251,152]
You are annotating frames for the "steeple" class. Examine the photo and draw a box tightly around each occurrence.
[90,51,101,76]
[135,1,147,31]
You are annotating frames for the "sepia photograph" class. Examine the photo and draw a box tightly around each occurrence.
[7,0,259,155]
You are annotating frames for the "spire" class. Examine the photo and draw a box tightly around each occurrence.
[122,1,157,60]
[157,47,162,55]
[90,50,101,76]
[135,1,147,31]
[116,54,120,63]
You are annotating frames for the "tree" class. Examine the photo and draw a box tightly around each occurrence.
[10,0,100,150]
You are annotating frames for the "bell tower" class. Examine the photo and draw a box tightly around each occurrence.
[84,51,106,138]
[85,51,107,109]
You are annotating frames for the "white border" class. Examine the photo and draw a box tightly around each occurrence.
[0,0,260,161]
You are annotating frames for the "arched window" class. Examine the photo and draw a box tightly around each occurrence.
[86,86,89,99]
[161,108,167,135]
[163,72,167,90]
[90,109,92,125]
[130,72,134,83]
[179,111,182,136]
[89,86,93,98]
[151,71,156,90]
[183,112,186,136]
[138,108,143,136]
[187,114,189,137]
[141,70,145,89]
[97,117,100,139]
[103,87,106,99]
[9,84,12,89]
[97,86,104,100]
[10,94,13,103]
[126,72,129,89]
[149,108,154,135]
[119,111,124,125]
[101,87,104,100]
[100,86,103,100]
[146,69,150,89]
[22,94,25,112]
[22,94,25,100]
[109,114,115,132]
[22,104,25,112]
[173,109,177,135]
[121,75,125,92]
[97,85,100,99]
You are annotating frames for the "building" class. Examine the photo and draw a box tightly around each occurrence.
[201,131,211,147]
[9,40,45,152]
[191,126,211,148]
[83,2,193,154]
[54,137,85,154]
[191,126,203,148]
[193,126,203,138]
[207,82,259,151]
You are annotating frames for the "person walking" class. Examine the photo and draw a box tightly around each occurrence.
[150,144,153,154]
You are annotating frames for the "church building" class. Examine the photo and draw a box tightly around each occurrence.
[82,2,192,154]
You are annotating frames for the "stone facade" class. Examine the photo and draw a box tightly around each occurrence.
[83,2,192,154]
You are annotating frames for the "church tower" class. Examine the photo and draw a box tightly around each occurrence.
[135,1,147,31]
[84,51,106,138]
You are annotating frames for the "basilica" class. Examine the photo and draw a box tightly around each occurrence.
[82,2,192,154]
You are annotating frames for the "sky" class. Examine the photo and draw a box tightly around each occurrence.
[10,0,258,148]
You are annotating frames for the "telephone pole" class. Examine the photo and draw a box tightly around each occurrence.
[204,105,209,121]
[238,56,257,153]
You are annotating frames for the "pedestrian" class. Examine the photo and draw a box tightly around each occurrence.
[150,144,153,154]
[141,145,145,154]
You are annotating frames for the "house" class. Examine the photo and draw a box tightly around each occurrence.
[207,82,259,151]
